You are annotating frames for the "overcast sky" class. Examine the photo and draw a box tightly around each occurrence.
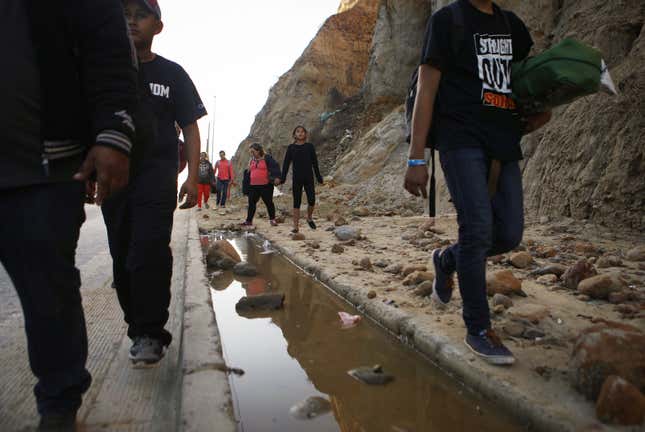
[154,0,341,160]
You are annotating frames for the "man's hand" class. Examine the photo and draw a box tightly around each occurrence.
[273,178,281,186]
[404,165,429,198]
[85,181,97,204]
[74,146,129,205]
[178,179,198,209]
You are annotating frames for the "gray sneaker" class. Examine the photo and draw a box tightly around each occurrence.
[129,336,165,367]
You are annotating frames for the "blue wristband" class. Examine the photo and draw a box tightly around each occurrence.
[408,159,427,167]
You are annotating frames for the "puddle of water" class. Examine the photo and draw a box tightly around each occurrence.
[209,236,525,432]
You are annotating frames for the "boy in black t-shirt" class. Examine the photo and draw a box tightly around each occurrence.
[404,0,551,366]
[102,0,207,366]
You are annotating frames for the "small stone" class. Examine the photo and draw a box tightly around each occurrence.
[523,327,546,339]
[510,251,534,269]
[577,294,591,302]
[331,244,345,254]
[360,258,373,271]
[413,281,434,297]
[562,260,598,290]
[275,216,285,224]
[608,291,629,304]
[531,264,568,278]
[373,260,389,268]
[233,262,259,277]
[575,242,600,257]
[403,271,434,286]
[289,396,332,420]
[493,304,506,314]
[307,241,320,249]
[492,293,514,309]
[489,255,505,264]
[291,233,306,241]
[352,206,370,217]
[507,304,549,324]
[503,322,526,337]
[535,246,558,258]
[202,214,210,219]
[577,273,627,300]
[537,274,558,285]
[334,216,348,227]
[334,226,361,241]
[597,256,622,268]
[367,290,377,299]
[626,245,645,262]
[539,216,550,224]
[402,265,427,276]
[596,375,645,426]
[348,365,394,385]
[486,270,525,297]
[384,264,403,274]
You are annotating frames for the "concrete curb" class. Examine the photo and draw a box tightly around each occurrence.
[179,213,236,432]
[255,235,622,432]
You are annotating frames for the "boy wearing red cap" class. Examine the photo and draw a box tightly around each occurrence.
[102,0,207,366]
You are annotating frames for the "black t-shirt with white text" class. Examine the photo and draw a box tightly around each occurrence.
[139,55,207,168]
[422,0,533,161]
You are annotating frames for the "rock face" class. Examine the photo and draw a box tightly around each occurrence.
[233,0,644,228]
[596,375,645,426]
[570,320,645,401]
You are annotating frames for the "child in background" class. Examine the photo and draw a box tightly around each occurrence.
[197,152,214,209]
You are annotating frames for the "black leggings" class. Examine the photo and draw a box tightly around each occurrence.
[247,184,276,222]
[293,181,315,209]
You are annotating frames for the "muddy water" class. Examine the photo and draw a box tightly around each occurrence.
[209,235,524,432]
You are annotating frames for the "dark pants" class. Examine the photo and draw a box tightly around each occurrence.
[0,182,91,415]
[216,179,230,206]
[292,180,315,209]
[101,162,177,346]
[246,184,275,222]
[438,148,524,335]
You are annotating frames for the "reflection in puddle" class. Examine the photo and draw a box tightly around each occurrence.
[208,236,523,432]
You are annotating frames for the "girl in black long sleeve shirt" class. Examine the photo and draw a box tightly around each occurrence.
[281,126,323,233]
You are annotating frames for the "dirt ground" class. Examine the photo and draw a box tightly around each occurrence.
[197,185,645,431]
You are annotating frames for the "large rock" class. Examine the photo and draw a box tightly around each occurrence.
[235,293,285,312]
[570,320,645,400]
[486,270,525,297]
[334,226,361,241]
[562,260,597,290]
[626,245,645,262]
[206,240,242,268]
[596,375,645,426]
[577,273,627,300]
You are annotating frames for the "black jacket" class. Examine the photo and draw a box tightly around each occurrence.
[8,0,138,188]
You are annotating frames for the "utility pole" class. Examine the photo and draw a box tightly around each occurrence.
[210,95,217,162]
[206,121,211,156]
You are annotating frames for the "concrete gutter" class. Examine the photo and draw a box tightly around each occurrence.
[179,213,237,432]
[255,235,624,432]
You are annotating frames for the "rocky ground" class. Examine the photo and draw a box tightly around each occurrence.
[198,185,645,430]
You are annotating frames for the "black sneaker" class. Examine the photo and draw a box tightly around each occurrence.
[39,412,77,431]
[307,219,317,230]
[430,249,454,307]
[129,336,165,367]
[465,329,515,365]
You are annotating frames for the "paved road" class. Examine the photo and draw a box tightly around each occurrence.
[0,205,191,431]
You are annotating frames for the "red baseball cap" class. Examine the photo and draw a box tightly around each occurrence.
[139,0,162,19]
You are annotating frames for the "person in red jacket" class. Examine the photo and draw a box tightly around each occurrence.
[214,150,234,208]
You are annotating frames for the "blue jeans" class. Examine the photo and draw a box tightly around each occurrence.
[0,182,91,415]
[438,148,524,335]
[216,179,230,206]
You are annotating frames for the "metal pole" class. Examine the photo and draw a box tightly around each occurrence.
[211,96,216,162]
[206,121,211,156]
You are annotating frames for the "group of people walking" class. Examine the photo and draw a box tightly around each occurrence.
[240,126,324,233]
[197,150,234,210]
[0,0,551,429]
